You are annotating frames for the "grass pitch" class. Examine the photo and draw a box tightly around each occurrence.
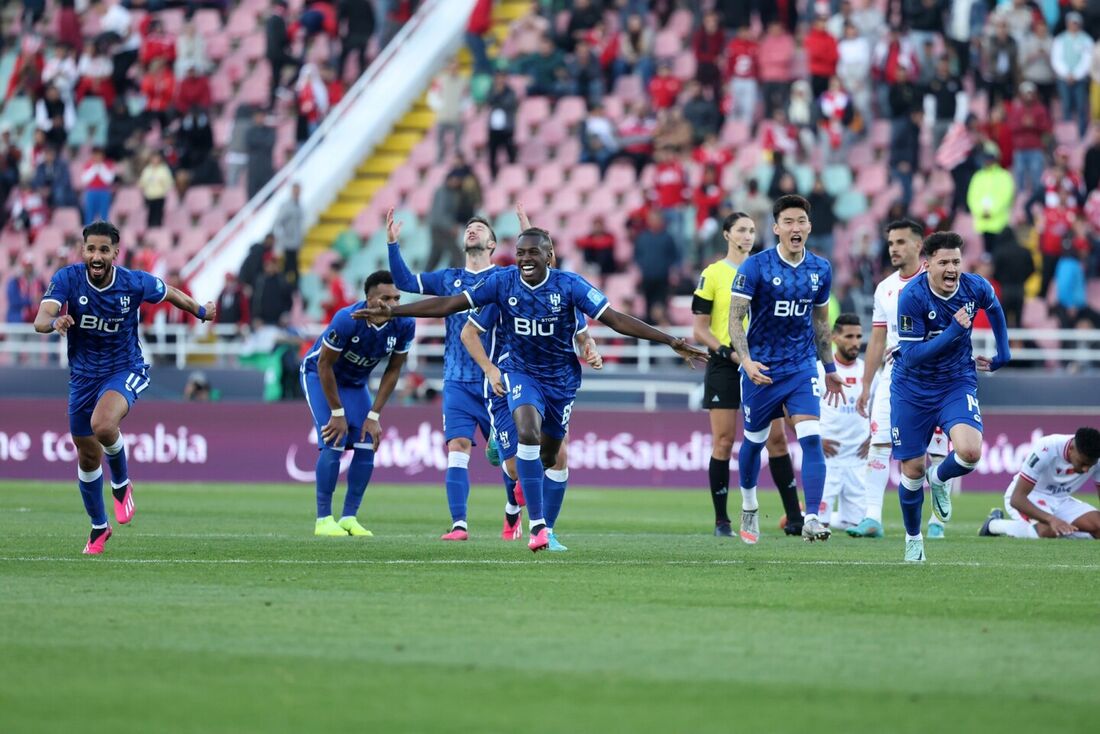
[0,480,1097,734]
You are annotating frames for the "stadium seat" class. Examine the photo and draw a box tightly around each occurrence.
[604,164,636,195]
[833,190,869,221]
[822,165,853,196]
[554,96,587,128]
[52,208,82,232]
[570,164,601,192]
[0,96,33,129]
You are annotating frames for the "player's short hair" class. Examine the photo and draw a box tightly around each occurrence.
[1075,427,1100,461]
[722,211,753,234]
[885,218,924,239]
[82,220,120,245]
[833,312,861,331]
[517,227,553,250]
[466,216,497,244]
[922,231,964,257]
[364,270,395,296]
[772,194,811,221]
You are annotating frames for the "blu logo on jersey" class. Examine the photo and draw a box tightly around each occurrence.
[79,314,121,332]
[514,317,554,336]
[773,300,810,317]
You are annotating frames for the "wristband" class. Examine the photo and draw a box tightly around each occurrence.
[330,408,345,417]
[50,317,58,331]
[197,306,207,321]
[367,410,380,422]
[823,362,837,375]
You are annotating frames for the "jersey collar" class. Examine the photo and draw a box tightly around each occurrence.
[1064,439,1073,463]
[464,263,496,275]
[898,264,924,282]
[84,265,117,292]
[929,280,960,302]
[776,247,806,268]
[519,269,550,291]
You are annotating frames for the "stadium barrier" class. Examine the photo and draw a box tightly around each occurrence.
[0,399,1085,491]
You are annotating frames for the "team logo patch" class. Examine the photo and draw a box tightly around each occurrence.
[697,275,705,290]
[156,279,165,293]
[733,273,746,290]
[772,277,782,286]
[508,297,518,306]
[586,288,603,305]
[810,273,820,285]
[79,296,89,305]
[119,295,131,310]
[386,336,396,352]
[327,329,340,344]
[549,293,561,312]
[964,301,975,316]
[900,315,913,333]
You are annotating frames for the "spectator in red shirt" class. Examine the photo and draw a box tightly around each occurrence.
[140,19,176,68]
[648,61,682,111]
[724,25,759,125]
[321,261,352,323]
[692,165,724,233]
[1040,147,1084,210]
[80,147,115,225]
[979,101,1015,169]
[465,0,493,75]
[1038,189,1086,297]
[652,147,689,257]
[616,101,656,177]
[174,67,212,114]
[1007,81,1052,201]
[576,215,618,275]
[322,65,345,107]
[296,63,330,141]
[760,108,800,160]
[692,133,733,181]
[7,47,44,101]
[805,14,839,99]
[757,21,795,117]
[692,10,725,101]
[140,58,175,131]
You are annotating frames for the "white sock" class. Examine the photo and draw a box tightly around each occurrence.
[989,519,1039,539]
[91,521,109,530]
[804,512,819,523]
[505,503,520,515]
[862,446,891,523]
[528,517,545,531]
[901,474,924,492]
[450,520,468,530]
[740,486,758,512]
[906,532,922,541]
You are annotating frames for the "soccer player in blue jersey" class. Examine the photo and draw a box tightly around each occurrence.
[300,270,414,537]
[728,195,845,544]
[360,228,706,552]
[385,207,518,541]
[891,232,1011,562]
[32,221,216,554]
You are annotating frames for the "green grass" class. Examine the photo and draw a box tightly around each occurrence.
[1,481,1097,734]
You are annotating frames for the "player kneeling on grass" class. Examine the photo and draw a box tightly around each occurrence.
[34,220,216,555]
[357,228,706,552]
[300,271,413,537]
[980,428,1100,539]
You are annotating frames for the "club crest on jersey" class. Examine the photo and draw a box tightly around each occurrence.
[119,295,131,313]
[964,301,975,316]
[386,336,396,352]
[810,272,820,286]
[549,293,561,312]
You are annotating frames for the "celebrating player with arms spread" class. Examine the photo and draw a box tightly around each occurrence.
[358,228,706,552]
[891,232,1011,562]
[729,195,844,543]
[33,221,216,554]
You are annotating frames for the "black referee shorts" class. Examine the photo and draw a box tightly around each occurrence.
[703,354,741,410]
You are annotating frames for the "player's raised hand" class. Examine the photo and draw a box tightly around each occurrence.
[487,365,506,396]
[515,201,531,230]
[670,338,708,368]
[822,438,839,458]
[51,314,75,336]
[386,208,403,244]
[353,303,392,321]
[856,386,871,417]
[824,371,845,407]
[742,358,772,385]
[200,300,216,322]
[361,415,382,448]
[1049,517,1078,537]
[321,411,348,447]
[953,306,972,329]
[582,339,603,369]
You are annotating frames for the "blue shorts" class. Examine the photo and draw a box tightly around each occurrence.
[486,389,518,461]
[890,384,982,461]
[68,366,150,436]
[740,367,821,434]
[503,370,577,440]
[442,380,491,444]
[301,370,373,451]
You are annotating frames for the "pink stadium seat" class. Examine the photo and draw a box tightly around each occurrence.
[183,187,214,216]
[389,164,420,197]
[654,30,681,58]
[548,187,581,215]
[856,166,888,195]
[145,228,173,253]
[870,120,891,149]
[495,165,527,195]
[554,96,587,128]
[518,142,550,167]
[720,119,750,147]
[406,186,434,217]
[570,164,600,192]
[603,96,624,121]
[847,142,874,170]
[179,229,209,257]
[538,117,569,147]
[673,51,696,80]
[585,187,617,216]
[668,9,695,40]
[34,225,64,248]
[52,208,81,232]
[533,162,565,193]
[1054,122,1079,146]
[484,186,509,217]
[409,138,438,169]
[219,186,248,216]
[613,75,643,99]
[194,10,222,36]
[240,33,265,63]
[163,208,192,235]
[210,74,232,105]
[112,187,144,217]
[605,164,636,195]
[518,96,551,132]
[226,8,257,39]
[199,209,228,237]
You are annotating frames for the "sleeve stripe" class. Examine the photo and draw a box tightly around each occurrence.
[593,302,610,320]
[897,336,922,341]
[814,299,829,307]
[1019,473,1038,484]
[467,315,487,332]
[730,292,752,300]
[41,298,63,307]
[872,321,887,326]
[154,283,169,304]
[321,340,341,351]
[463,291,475,308]
[395,348,411,354]
[416,273,425,295]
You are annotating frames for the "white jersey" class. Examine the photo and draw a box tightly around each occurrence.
[818,357,870,466]
[1014,433,1100,498]
[870,266,924,382]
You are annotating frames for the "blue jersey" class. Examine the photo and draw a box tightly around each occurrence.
[730,248,832,379]
[464,267,609,389]
[469,303,589,364]
[302,301,415,387]
[42,264,167,378]
[893,272,996,396]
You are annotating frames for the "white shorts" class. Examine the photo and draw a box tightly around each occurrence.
[1003,483,1098,525]
[822,462,865,529]
[871,375,948,455]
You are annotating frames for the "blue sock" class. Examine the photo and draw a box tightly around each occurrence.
[503,471,518,506]
[78,466,107,526]
[342,446,374,518]
[445,451,471,523]
[798,434,826,515]
[934,451,976,483]
[544,468,568,529]
[101,435,129,495]
[899,475,925,536]
[315,448,342,518]
[737,434,765,491]
[516,444,545,525]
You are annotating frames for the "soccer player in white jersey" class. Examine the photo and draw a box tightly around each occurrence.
[33,221,216,554]
[980,428,1100,539]
[848,219,949,539]
[817,314,871,530]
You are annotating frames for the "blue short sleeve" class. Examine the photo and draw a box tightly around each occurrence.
[731,256,758,300]
[322,309,356,351]
[396,318,415,353]
[139,271,168,304]
[468,302,499,332]
[570,273,609,320]
[465,270,503,309]
[417,270,449,296]
[815,262,832,307]
[574,307,589,334]
[897,286,926,342]
[42,269,70,306]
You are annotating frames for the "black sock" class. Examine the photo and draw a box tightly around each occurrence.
[531,522,546,535]
[89,526,108,542]
[110,484,127,502]
[708,457,730,524]
[769,453,803,524]
[505,511,520,528]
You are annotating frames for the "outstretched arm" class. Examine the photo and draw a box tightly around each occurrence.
[384,208,423,293]
[165,286,216,322]
[597,307,706,366]
[977,298,1012,372]
[355,293,472,320]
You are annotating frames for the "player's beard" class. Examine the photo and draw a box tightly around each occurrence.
[87,261,112,285]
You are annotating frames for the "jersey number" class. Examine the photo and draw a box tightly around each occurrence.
[810,376,823,398]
